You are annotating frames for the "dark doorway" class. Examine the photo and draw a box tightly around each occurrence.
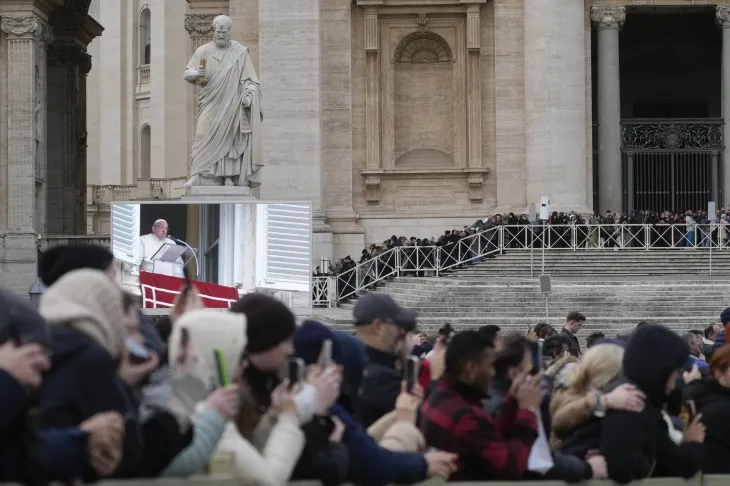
[619,10,721,119]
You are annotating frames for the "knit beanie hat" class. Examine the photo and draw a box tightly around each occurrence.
[230,293,295,354]
[39,269,126,358]
[40,244,114,287]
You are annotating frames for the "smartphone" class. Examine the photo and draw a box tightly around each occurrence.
[682,399,697,423]
[126,336,151,363]
[404,356,420,392]
[529,341,544,375]
[287,357,305,389]
[183,266,193,294]
[320,339,333,367]
[214,349,230,387]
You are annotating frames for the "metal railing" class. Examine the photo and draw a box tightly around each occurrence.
[312,222,730,307]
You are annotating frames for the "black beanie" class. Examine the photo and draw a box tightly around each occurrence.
[230,293,296,354]
[40,244,115,287]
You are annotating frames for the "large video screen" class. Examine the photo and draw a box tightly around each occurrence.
[111,201,312,310]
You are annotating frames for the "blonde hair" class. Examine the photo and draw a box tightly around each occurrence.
[565,343,624,392]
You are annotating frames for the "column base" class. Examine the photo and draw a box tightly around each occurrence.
[0,232,39,294]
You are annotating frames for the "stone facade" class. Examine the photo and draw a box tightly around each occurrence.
[0,1,102,293]
[3,0,729,294]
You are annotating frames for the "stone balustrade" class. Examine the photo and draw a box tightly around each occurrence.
[39,235,111,251]
[87,178,188,206]
[139,64,150,85]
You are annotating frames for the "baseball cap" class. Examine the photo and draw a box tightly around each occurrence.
[353,293,418,331]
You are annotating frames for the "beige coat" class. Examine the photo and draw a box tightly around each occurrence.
[168,310,305,486]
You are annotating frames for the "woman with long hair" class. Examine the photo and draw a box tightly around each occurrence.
[550,343,645,454]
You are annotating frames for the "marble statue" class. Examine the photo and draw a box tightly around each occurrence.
[183,15,263,188]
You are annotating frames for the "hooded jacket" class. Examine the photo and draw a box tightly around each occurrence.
[0,289,90,484]
[683,378,730,474]
[294,320,428,486]
[37,269,192,479]
[599,324,702,484]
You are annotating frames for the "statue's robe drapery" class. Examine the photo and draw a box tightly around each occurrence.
[186,41,263,186]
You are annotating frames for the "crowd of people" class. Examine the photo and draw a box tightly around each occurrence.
[314,208,730,285]
[4,242,730,484]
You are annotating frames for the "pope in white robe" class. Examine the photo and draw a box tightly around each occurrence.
[183,15,263,188]
[138,219,184,277]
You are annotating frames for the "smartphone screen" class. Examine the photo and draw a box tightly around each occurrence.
[529,341,543,375]
[288,357,305,388]
[404,356,420,392]
[682,399,697,423]
[320,339,333,367]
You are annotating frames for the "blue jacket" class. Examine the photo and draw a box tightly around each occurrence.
[330,404,426,486]
[293,320,427,486]
[0,369,90,483]
[713,331,726,354]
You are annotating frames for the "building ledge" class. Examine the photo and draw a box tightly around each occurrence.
[360,167,490,177]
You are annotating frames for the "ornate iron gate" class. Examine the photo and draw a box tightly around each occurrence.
[621,119,723,213]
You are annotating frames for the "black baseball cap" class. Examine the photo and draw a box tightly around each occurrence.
[353,293,418,331]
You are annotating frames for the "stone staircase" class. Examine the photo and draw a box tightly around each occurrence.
[456,248,730,277]
[311,250,730,336]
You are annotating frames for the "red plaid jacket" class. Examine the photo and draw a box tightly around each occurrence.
[419,376,539,481]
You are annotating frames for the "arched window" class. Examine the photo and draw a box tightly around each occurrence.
[139,8,151,65]
[140,125,151,179]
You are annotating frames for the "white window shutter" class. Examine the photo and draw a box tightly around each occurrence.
[255,203,311,292]
[111,204,141,265]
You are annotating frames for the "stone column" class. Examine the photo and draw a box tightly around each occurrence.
[0,15,52,292]
[717,6,730,207]
[524,0,590,213]
[592,6,625,213]
[47,43,82,235]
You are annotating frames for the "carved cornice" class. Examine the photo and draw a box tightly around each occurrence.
[1,16,53,44]
[591,6,626,29]
[184,14,219,35]
[717,5,730,27]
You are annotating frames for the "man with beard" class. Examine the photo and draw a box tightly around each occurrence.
[353,293,419,428]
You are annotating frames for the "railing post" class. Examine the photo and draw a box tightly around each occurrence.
[435,248,440,276]
[644,224,649,250]
[571,225,577,250]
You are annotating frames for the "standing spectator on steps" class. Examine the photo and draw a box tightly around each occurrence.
[561,312,585,358]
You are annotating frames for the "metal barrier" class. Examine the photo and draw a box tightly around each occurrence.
[312,222,730,307]
[82,474,715,486]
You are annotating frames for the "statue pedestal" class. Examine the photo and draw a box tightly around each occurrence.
[182,185,257,201]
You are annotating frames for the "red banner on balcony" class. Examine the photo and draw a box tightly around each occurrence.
[139,271,240,309]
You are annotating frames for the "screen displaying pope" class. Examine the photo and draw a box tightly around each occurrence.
[138,219,184,276]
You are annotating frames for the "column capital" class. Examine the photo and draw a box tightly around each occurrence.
[591,6,626,29]
[1,15,53,44]
[717,5,730,27]
[48,43,91,73]
[184,14,221,36]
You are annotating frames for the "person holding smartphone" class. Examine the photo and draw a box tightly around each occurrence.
[352,293,420,428]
